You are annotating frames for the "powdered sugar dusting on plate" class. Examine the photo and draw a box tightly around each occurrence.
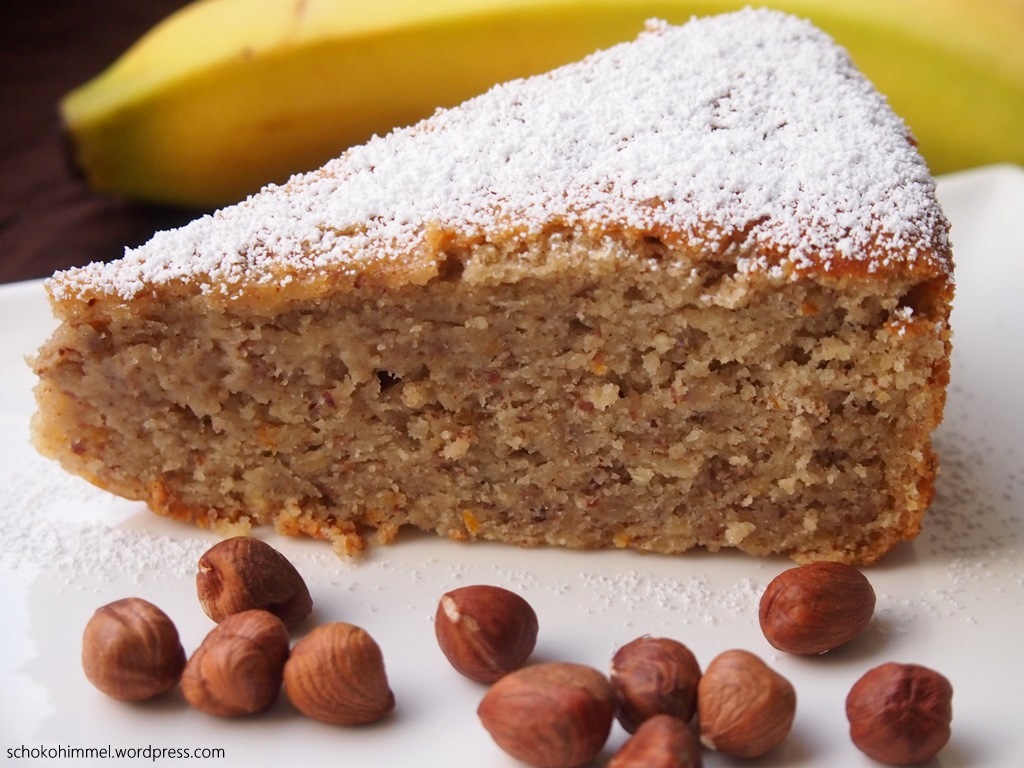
[49,8,949,303]
[0,451,211,583]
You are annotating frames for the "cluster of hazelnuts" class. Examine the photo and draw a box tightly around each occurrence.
[81,536,953,767]
[81,536,392,725]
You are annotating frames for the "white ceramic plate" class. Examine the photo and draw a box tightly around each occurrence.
[2,165,1022,767]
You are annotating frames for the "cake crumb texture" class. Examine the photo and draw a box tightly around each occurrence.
[31,9,953,564]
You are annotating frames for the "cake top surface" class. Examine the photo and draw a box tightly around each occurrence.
[49,8,952,306]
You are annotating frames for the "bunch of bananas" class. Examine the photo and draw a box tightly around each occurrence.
[61,0,1024,209]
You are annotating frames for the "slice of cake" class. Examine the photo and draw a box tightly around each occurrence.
[31,9,953,564]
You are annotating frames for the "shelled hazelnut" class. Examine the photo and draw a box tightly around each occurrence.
[434,584,539,683]
[196,536,313,629]
[697,649,796,758]
[180,609,290,717]
[610,636,701,733]
[284,622,395,725]
[759,561,876,655]
[846,662,953,765]
[478,661,615,768]
[607,714,703,768]
[81,597,186,702]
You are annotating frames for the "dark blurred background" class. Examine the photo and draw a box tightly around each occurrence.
[0,0,200,284]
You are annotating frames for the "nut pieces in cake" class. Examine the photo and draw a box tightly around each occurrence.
[759,561,876,655]
[81,597,186,702]
[195,536,313,629]
[434,584,539,683]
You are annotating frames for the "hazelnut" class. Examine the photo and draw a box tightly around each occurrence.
[283,622,395,725]
[846,662,953,765]
[759,561,876,655]
[196,536,313,629]
[697,649,796,758]
[477,661,615,768]
[180,609,290,717]
[610,636,701,733]
[608,714,703,768]
[435,584,538,683]
[81,597,185,702]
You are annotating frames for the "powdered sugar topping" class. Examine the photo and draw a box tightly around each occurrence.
[51,9,950,301]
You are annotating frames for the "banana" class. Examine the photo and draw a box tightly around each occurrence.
[61,0,1024,209]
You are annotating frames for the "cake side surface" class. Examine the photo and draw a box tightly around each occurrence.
[32,228,951,563]
[31,9,953,563]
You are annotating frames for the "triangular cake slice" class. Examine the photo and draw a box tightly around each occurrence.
[32,9,953,564]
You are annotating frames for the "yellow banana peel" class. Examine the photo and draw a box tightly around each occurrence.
[60,0,1024,209]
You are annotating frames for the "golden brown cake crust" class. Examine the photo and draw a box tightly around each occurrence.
[44,11,951,315]
[32,10,953,564]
